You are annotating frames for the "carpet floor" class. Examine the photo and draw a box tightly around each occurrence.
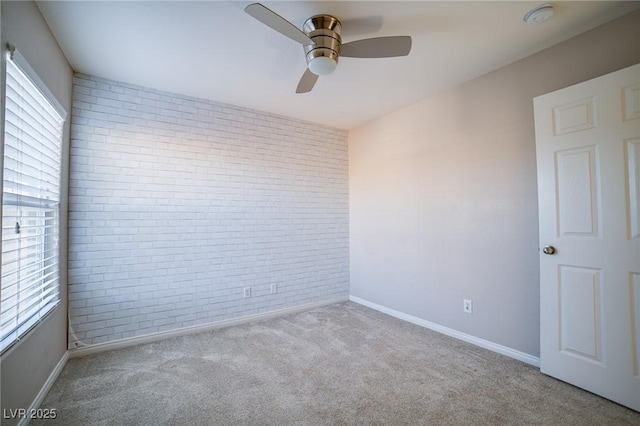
[34,302,639,425]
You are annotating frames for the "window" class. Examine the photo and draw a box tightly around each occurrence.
[1,48,66,353]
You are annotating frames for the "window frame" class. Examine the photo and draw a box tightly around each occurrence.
[0,46,67,354]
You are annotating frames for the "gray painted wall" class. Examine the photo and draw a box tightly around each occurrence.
[349,10,640,357]
[68,75,349,347]
[0,1,72,424]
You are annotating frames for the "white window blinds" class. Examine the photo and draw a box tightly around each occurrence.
[1,50,65,353]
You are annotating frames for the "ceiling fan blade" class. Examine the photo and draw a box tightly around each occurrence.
[341,36,412,58]
[296,69,319,94]
[245,3,313,45]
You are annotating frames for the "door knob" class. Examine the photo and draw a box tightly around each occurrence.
[542,245,556,255]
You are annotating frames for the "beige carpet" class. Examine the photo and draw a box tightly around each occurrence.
[34,302,639,425]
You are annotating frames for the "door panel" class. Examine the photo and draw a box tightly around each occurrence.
[555,146,600,237]
[626,138,640,239]
[535,63,640,412]
[632,272,640,377]
[552,97,596,135]
[623,84,640,121]
[559,265,603,362]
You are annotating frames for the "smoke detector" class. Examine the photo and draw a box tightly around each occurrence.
[524,4,555,25]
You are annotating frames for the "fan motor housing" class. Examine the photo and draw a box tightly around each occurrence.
[303,15,342,75]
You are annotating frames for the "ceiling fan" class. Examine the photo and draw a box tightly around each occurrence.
[245,3,412,93]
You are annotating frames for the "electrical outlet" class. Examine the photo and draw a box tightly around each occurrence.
[243,287,251,298]
[270,283,277,294]
[463,299,472,314]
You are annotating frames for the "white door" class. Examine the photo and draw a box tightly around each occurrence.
[535,63,640,412]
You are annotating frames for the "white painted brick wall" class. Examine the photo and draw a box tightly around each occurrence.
[68,74,349,347]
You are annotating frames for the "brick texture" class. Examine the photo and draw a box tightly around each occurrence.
[68,74,349,347]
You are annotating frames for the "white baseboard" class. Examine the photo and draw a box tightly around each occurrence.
[349,295,540,368]
[18,351,69,426]
[70,297,349,358]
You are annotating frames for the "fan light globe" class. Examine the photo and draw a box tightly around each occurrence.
[308,56,337,76]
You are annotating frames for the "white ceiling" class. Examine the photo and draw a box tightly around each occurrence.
[36,1,639,129]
